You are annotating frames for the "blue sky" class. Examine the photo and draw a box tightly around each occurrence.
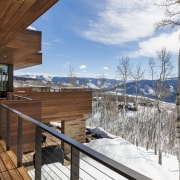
[15,0,180,79]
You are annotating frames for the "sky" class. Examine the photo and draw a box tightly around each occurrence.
[15,0,180,79]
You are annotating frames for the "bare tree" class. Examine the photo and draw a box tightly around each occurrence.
[176,51,180,180]
[156,0,180,28]
[116,57,132,138]
[149,47,173,165]
[133,63,144,106]
[132,63,144,146]
[157,1,180,176]
[68,65,77,86]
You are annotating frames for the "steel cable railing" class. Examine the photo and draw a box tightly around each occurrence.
[0,103,152,180]
[79,156,115,180]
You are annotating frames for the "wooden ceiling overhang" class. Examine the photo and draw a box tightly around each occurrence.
[0,0,59,70]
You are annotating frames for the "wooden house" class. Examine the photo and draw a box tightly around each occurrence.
[0,0,92,155]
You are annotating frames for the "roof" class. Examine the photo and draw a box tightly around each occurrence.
[0,0,59,70]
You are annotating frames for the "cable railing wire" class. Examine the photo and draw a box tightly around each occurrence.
[79,156,116,180]
[34,134,70,180]
[78,163,96,180]
[0,103,152,180]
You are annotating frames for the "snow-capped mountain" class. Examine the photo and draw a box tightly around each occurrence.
[14,75,178,103]
[125,78,177,103]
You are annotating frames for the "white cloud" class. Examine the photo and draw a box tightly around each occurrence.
[103,67,109,70]
[53,38,62,42]
[79,65,87,69]
[82,0,165,45]
[130,30,180,57]
[43,39,62,49]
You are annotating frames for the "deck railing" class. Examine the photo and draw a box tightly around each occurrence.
[8,94,32,100]
[0,103,152,180]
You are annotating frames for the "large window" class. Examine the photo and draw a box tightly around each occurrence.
[0,65,8,97]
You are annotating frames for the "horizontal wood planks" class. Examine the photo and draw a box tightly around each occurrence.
[1,90,92,153]
[26,91,92,123]
[14,53,42,69]
[0,140,31,180]
[7,29,41,52]
[0,0,58,46]
[0,0,59,69]
[0,100,41,153]
[0,29,42,69]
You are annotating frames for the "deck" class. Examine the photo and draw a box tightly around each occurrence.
[0,140,31,180]
[0,129,69,180]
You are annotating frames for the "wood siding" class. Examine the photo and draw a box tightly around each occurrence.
[5,90,92,154]
[0,0,59,69]
[0,100,41,153]
[0,29,42,70]
[25,91,92,123]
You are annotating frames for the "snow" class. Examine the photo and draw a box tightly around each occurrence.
[50,121,61,129]
[28,127,179,180]
[87,82,100,89]
[85,138,176,180]
[87,126,117,139]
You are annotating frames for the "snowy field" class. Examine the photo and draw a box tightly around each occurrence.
[28,127,179,180]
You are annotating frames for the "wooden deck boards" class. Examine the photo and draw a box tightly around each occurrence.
[0,140,31,180]
[0,129,71,179]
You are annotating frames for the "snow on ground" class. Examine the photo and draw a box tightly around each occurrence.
[28,127,179,180]
[87,126,117,139]
[84,138,177,180]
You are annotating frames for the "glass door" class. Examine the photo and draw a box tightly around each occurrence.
[0,65,8,97]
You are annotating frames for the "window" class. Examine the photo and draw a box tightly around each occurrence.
[0,65,8,97]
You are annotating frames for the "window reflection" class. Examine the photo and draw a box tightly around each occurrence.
[0,65,8,97]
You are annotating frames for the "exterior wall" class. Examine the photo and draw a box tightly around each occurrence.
[6,90,92,154]
[0,99,41,154]
[25,91,92,123]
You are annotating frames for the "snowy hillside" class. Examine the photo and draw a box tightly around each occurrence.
[28,127,178,180]
[14,74,179,179]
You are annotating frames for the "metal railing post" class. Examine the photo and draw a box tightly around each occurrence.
[71,146,80,180]
[0,103,152,180]
[6,109,10,151]
[17,116,23,167]
[35,126,42,180]
[0,105,2,139]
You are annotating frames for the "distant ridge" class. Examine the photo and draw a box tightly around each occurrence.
[14,75,177,103]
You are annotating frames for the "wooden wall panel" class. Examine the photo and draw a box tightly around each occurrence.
[0,0,59,69]
[0,0,58,47]
[0,100,41,154]
[0,29,42,69]
[5,90,92,153]
[26,91,92,123]
[7,29,41,51]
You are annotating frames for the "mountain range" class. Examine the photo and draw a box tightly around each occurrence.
[14,75,178,103]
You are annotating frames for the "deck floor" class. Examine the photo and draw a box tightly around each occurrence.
[0,129,71,179]
[0,140,31,180]
[22,131,64,171]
